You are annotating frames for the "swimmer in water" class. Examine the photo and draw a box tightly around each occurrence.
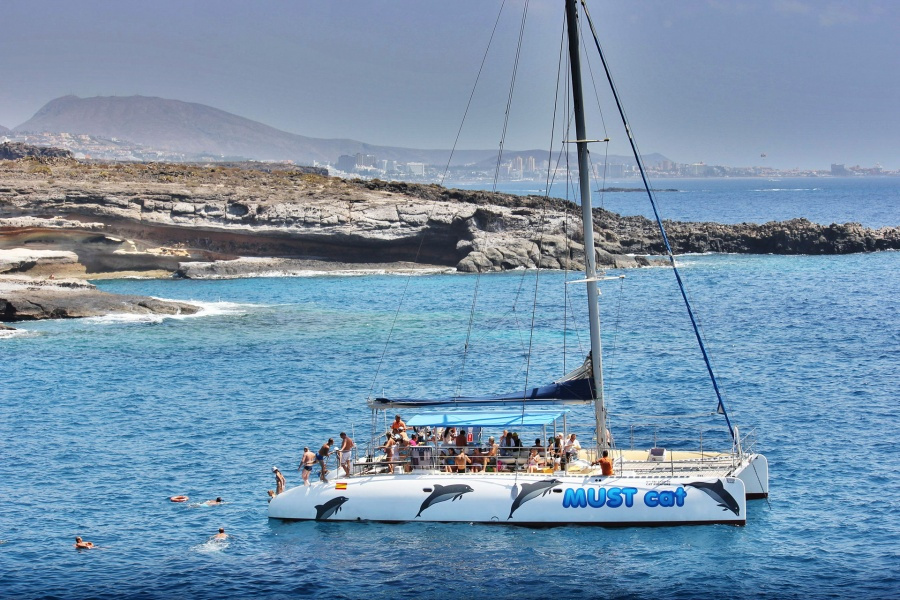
[203,497,224,506]
[213,527,227,540]
[74,536,95,549]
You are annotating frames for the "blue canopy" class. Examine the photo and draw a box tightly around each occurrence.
[406,411,567,428]
[368,377,595,410]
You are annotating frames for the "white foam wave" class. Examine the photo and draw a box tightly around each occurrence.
[81,299,258,325]
[193,538,229,553]
[0,328,35,339]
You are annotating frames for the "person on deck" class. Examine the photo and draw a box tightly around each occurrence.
[455,427,468,448]
[338,432,355,477]
[391,415,407,435]
[442,447,457,473]
[593,450,614,476]
[470,447,484,473]
[526,448,543,473]
[398,436,412,473]
[564,433,581,462]
[483,436,498,471]
[316,439,334,483]
[300,447,316,486]
[273,466,286,494]
[383,432,397,474]
[453,447,473,473]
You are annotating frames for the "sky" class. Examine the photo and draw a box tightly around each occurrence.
[1,0,898,170]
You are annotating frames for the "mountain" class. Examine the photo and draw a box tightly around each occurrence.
[0,124,10,135]
[14,95,496,166]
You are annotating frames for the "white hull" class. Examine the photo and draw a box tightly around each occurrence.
[268,471,748,526]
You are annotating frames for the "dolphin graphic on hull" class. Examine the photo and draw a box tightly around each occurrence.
[314,496,350,520]
[685,481,740,515]
[508,479,562,519]
[416,484,474,518]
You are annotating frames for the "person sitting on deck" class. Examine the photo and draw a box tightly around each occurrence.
[483,437,498,471]
[453,447,472,473]
[442,448,457,472]
[564,433,582,465]
[470,447,484,473]
[526,448,543,473]
[531,438,544,452]
[592,449,615,476]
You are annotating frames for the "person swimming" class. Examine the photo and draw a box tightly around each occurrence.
[203,497,224,506]
[212,527,227,540]
[74,536,95,549]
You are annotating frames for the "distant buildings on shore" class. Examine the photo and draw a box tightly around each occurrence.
[331,151,898,182]
[2,131,895,181]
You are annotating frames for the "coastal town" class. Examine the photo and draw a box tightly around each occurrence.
[2,130,895,183]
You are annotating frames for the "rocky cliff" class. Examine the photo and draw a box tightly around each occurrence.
[1,155,897,281]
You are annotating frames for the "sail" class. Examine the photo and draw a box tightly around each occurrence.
[368,356,595,409]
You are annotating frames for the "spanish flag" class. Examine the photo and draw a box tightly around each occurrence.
[335,482,347,490]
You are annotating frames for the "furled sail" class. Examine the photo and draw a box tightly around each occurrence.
[368,355,595,409]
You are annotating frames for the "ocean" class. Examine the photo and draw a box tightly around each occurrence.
[2,178,898,599]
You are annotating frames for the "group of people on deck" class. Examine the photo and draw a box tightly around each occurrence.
[379,415,604,474]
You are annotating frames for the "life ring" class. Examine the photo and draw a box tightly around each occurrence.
[169,495,189,503]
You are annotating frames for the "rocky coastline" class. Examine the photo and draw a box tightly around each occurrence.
[1,149,898,324]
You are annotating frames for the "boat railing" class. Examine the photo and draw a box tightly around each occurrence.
[350,444,562,476]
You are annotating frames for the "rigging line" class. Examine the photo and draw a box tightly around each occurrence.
[369,0,509,400]
[439,0,508,187]
[458,0,529,396]
[579,0,736,442]
[577,6,611,143]
[453,271,482,399]
[491,0,530,192]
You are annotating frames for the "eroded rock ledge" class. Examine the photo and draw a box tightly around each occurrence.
[0,156,897,282]
[0,275,199,322]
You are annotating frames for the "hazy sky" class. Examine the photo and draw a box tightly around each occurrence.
[2,0,897,169]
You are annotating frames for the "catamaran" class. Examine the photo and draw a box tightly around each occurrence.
[268,0,768,526]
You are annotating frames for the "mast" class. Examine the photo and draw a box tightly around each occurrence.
[565,0,608,450]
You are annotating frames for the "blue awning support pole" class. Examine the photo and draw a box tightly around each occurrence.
[579,0,735,443]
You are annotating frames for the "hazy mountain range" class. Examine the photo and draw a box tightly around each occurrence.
[8,95,667,167]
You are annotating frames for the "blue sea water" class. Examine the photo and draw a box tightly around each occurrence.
[2,180,899,599]
[456,176,900,228]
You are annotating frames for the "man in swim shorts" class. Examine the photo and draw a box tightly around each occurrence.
[316,439,334,483]
[338,432,355,477]
[299,447,316,486]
